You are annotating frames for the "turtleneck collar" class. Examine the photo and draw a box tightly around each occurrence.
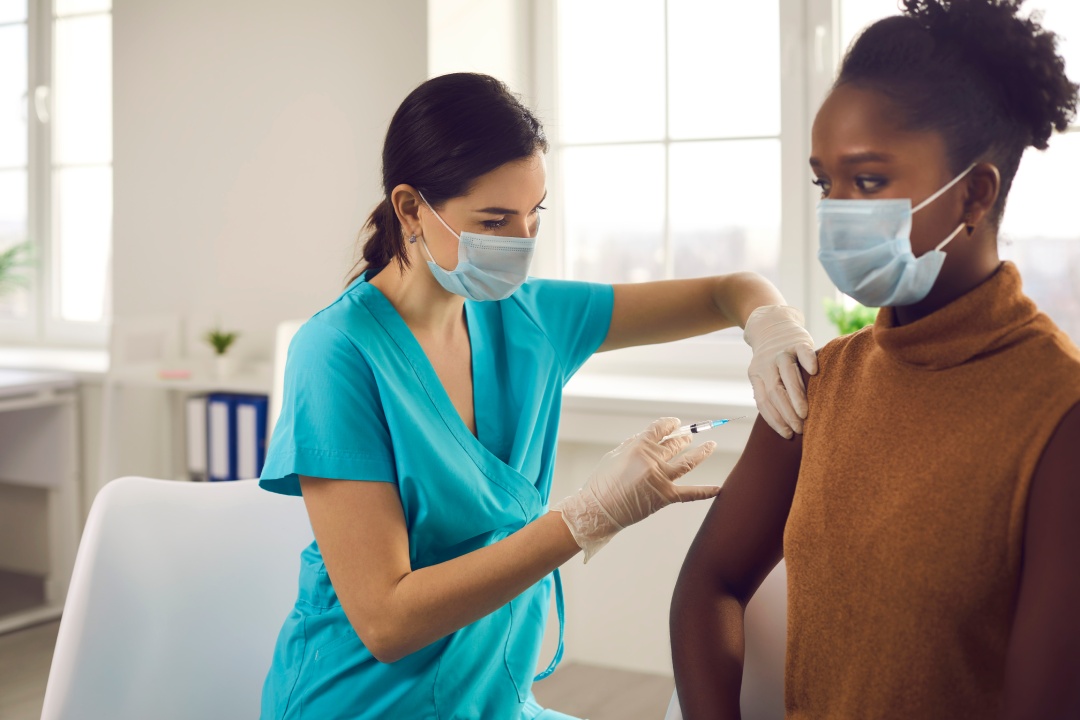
[872,262,1038,370]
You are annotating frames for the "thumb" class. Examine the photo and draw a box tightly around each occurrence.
[796,344,819,376]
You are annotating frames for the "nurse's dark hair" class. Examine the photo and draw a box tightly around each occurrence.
[837,0,1078,223]
[349,73,548,281]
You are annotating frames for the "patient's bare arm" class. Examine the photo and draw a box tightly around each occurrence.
[670,415,803,720]
[1003,401,1080,720]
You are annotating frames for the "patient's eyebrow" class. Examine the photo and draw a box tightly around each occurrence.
[809,151,895,168]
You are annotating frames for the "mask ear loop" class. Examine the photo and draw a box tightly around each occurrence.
[935,222,967,252]
[414,190,462,270]
[912,163,978,213]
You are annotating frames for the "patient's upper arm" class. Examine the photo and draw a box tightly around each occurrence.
[677,413,803,604]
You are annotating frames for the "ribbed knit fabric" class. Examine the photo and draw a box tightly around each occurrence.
[784,262,1080,718]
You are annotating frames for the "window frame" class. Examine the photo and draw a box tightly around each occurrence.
[529,0,840,378]
[0,0,112,349]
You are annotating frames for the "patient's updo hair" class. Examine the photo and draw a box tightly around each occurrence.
[837,0,1078,223]
[350,73,548,281]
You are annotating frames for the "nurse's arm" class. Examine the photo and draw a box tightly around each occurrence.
[598,273,785,352]
[670,416,801,720]
[300,476,581,664]
[1002,401,1080,719]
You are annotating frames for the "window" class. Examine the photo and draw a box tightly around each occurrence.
[553,0,785,297]
[998,2,1080,341]
[538,0,827,376]
[538,0,1080,375]
[0,0,112,346]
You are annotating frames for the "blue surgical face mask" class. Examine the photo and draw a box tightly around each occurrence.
[816,164,975,307]
[413,192,538,302]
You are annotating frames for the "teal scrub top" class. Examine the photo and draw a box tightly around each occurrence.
[259,271,614,720]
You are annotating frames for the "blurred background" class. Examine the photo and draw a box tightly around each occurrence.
[0,1,1076,718]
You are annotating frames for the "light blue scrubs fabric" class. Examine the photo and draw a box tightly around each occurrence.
[259,271,613,720]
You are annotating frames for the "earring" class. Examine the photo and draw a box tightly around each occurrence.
[966,223,975,236]
[408,234,417,244]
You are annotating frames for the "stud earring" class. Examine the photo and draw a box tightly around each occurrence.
[966,224,975,236]
[408,234,417,244]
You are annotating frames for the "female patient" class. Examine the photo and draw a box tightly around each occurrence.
[670,1,1080,717]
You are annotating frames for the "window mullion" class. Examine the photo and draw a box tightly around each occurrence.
[797,0,840,343]
[662,0,673,281]
[28,0,54,342]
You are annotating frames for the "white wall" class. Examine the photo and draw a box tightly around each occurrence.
[112,0,427,367]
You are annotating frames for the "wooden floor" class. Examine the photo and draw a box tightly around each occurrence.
[0,618,673,720]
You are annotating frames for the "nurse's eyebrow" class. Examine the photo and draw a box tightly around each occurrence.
[474,191,548,215]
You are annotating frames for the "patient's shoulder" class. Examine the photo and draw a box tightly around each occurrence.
[809,325,877,384]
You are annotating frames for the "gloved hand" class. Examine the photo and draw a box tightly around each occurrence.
[552,417,718,563]
[743,305,818,439]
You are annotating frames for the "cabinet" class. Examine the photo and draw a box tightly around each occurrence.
[0,369,80,634]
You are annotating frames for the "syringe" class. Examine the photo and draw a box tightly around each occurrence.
[663,417,746,441]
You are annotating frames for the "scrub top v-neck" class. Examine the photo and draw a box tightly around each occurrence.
[259,271,613,720]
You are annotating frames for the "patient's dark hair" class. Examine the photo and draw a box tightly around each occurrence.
[349,73,548,282]
[837,0,1078,223]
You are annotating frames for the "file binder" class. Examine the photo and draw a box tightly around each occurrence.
[205,392,269,482]
[185,395,208,481]
[207,393,238,482]
[236,395,269,479]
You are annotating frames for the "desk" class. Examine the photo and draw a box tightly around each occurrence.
[0,369,80,634]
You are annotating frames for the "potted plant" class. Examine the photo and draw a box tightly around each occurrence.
[824,298,877,336]
[204,327,240,378]
[0,241,33,300]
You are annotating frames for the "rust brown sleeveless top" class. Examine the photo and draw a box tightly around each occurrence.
[784,262,1080,718]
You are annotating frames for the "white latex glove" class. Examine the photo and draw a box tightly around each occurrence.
[743,305,818,439]
[552,417,718,563]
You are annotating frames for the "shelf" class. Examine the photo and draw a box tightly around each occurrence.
[105,364,273,395]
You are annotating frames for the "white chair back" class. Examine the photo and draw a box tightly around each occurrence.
[41,476,313,720]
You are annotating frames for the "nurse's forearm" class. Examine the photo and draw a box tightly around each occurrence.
[711,272,787,329]
[378,511,580,662]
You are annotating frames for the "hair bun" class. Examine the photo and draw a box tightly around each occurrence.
[903,0,1078,149]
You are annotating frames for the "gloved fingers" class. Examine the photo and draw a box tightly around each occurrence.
[795,343,819,376]
[667,440,716,479]
[640,417,681,444]
[751,375,790,439]
[658,431,692,458]
[674,483,722,503]
[768,381,803,436]
[777,352,808,420]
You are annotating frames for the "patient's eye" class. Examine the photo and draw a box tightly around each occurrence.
[855,175,887,193]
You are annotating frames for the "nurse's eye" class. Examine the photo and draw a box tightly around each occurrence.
[533,204,547,214]
[811,177,831,198]
[855,175,887,193]
[482,218,510,230]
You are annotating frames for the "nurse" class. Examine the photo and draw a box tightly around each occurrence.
[259,72,817,719]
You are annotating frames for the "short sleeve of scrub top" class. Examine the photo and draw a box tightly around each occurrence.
[259,319,397,496]
[511,277,613,381]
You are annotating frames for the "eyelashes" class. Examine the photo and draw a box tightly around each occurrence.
[481,205,547,230]
[809,176,888,197]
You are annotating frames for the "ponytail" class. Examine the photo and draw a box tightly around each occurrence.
[347,199,407,284]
